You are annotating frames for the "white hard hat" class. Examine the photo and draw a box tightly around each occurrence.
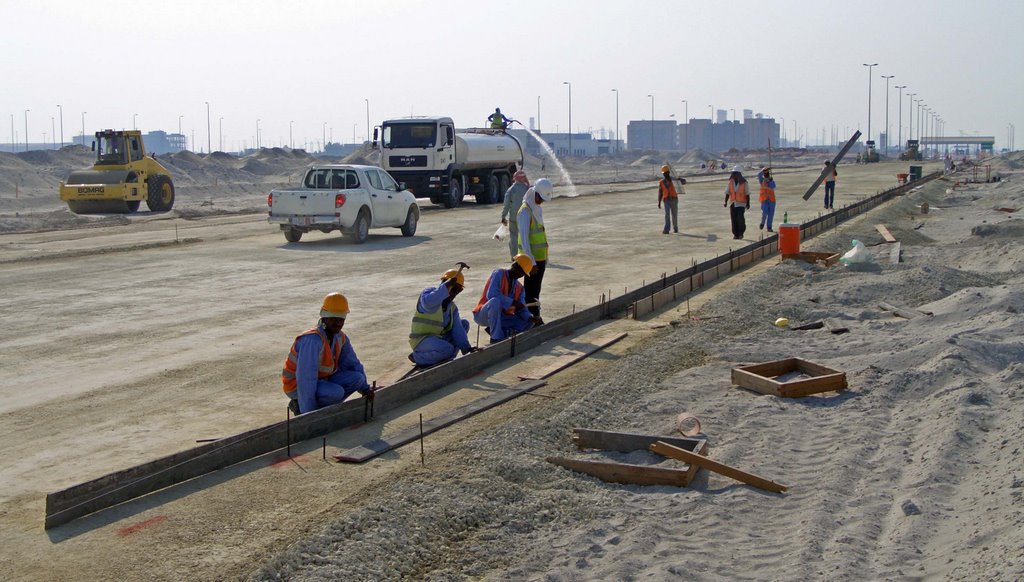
[732,165,742,173]
[533,178,553,201]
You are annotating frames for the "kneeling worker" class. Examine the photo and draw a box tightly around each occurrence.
[282,293,370,415]
[472,254,536,343]
[409,264,475,367]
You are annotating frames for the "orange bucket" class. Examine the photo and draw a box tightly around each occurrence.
[778,224,800,254]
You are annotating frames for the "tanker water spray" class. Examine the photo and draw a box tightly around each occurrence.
[514,123,577,198]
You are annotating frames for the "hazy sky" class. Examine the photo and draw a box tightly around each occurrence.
[3,0,1021,151]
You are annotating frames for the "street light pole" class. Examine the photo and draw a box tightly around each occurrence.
[50,116,55,149]
[56,104,63,148]
[81,111,86,146]
[24,109,30,152]
[364,99,370,144]
[205,101,211,153]
[536,96,541,133]
[681,99,688,152]
[881,75,893,153]
[708,105,714,152]
[908,94,916,141]
[219,117,224,152]
[894,85,906,154]
[133,113,137,130]
[289,120,294,149]
[563,81,572,157]
[611,89,619,154]
[862,63,877,146]
[256,118,261,150]
[648,94,655,150]
[322,122,327,152]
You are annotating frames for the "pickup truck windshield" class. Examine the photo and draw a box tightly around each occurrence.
[382,123,436,148]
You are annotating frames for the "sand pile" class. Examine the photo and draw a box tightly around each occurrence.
[252,172,1024,580]
[676,148,717,166]
[629,154,665,168]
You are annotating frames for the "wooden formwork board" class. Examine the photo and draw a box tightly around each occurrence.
[731,357,847,398]
[782,252,839,267]
[889,242,902,265]
[549,428,709,487]
[875,224,898,243]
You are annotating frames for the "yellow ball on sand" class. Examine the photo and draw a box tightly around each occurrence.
[774,317,789,328]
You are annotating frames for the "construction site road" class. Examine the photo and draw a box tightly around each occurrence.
[0,159,939,580]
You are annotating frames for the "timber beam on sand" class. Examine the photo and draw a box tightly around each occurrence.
[650,441,788,493]
[44,171,943,530]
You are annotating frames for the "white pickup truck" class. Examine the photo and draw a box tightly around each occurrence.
[267,164,420,244]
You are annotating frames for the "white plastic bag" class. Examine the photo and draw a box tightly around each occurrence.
[493,223,509,241]
[839,239,872,265]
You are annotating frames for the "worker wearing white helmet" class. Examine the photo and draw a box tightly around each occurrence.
[472,254,537,343]
[516,177,552,323]
[282,293,370,415]
[409,264,475,368]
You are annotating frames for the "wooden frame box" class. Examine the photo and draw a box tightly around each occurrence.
[547,428,708,487]
[731,357,847,398]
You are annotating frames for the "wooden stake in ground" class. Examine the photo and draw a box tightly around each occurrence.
[650,441,788,493]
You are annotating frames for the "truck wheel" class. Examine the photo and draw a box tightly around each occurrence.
[400,206,418,237]
[444,179,463,208]
[147,175,175,212]
[499,175,511,203]
[126,200,141,213]
[478,175,500,205]
[284,227,302,243]
[350,209,370,244]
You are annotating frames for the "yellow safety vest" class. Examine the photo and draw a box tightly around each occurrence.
[409,300,455,349]
[518,204,548,261]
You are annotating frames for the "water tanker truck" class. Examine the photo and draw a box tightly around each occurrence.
[374,116,524,208]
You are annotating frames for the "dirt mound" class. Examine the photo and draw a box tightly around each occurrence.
[676,148,718,166]
[971,218,1024,238]
[241,158,278,175]
[341,146,380,166]
[629,155,665,168]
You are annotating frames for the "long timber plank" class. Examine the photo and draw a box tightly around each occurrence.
[802,131,862,200]
[335,380,546,463]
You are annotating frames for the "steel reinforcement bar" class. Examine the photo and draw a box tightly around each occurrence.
[44,171,941,529]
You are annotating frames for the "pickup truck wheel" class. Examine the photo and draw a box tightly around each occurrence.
[284,227,302,243]
[400,206,418,236]
[350,209,370,244]
[444,179,463,208]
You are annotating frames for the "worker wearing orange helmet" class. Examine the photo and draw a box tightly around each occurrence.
[409,264,475,367]
[282,293,370,415]
[472,254,537,343]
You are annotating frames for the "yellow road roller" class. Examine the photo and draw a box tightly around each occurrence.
[59,129,175,214]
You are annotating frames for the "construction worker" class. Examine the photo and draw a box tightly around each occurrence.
[500,170,530,259]
[409,264,475,367]
[723,166,750,240]
[517,177,552,323]
[757,166,777,232]
[823,161,838,209]
[473,254,537,343]
[282,293,370,415]
[488,108,511,130]
[657,164,680,234]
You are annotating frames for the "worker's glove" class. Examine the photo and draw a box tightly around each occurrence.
[464,346,479,354]
[501,218,508,226]
[358,386,374,397]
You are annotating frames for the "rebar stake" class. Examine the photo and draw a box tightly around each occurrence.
[286,405,292,458]
[322,437,327,461]
[419,413,425,466]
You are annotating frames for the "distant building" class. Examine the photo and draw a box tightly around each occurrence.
[507,129,621,157]
[677,114,780,154]
[626,120,677,151]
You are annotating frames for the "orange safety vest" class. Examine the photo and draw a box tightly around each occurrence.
[473,269,523,316]
[659,178,678,201]
[727,180,749,205]
[281,327,345,394]
[759,181,775,203]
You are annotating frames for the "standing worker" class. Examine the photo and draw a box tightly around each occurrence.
[409,263,475,368]
[488,108,511,130]
[657,165,680,234]
[500,170,530,259]
[823,161,838,210]
[757,166,777,232]
[282,293,371,415]
[472,254,537,343]
[723,166,750,240]
[517,177,553,324]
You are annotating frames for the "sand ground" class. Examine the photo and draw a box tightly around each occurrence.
[3,155,1020,580]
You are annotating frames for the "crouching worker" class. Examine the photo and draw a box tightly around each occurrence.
[409,264,475,367]
[283,292,370,415]
[472,254,536,343]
